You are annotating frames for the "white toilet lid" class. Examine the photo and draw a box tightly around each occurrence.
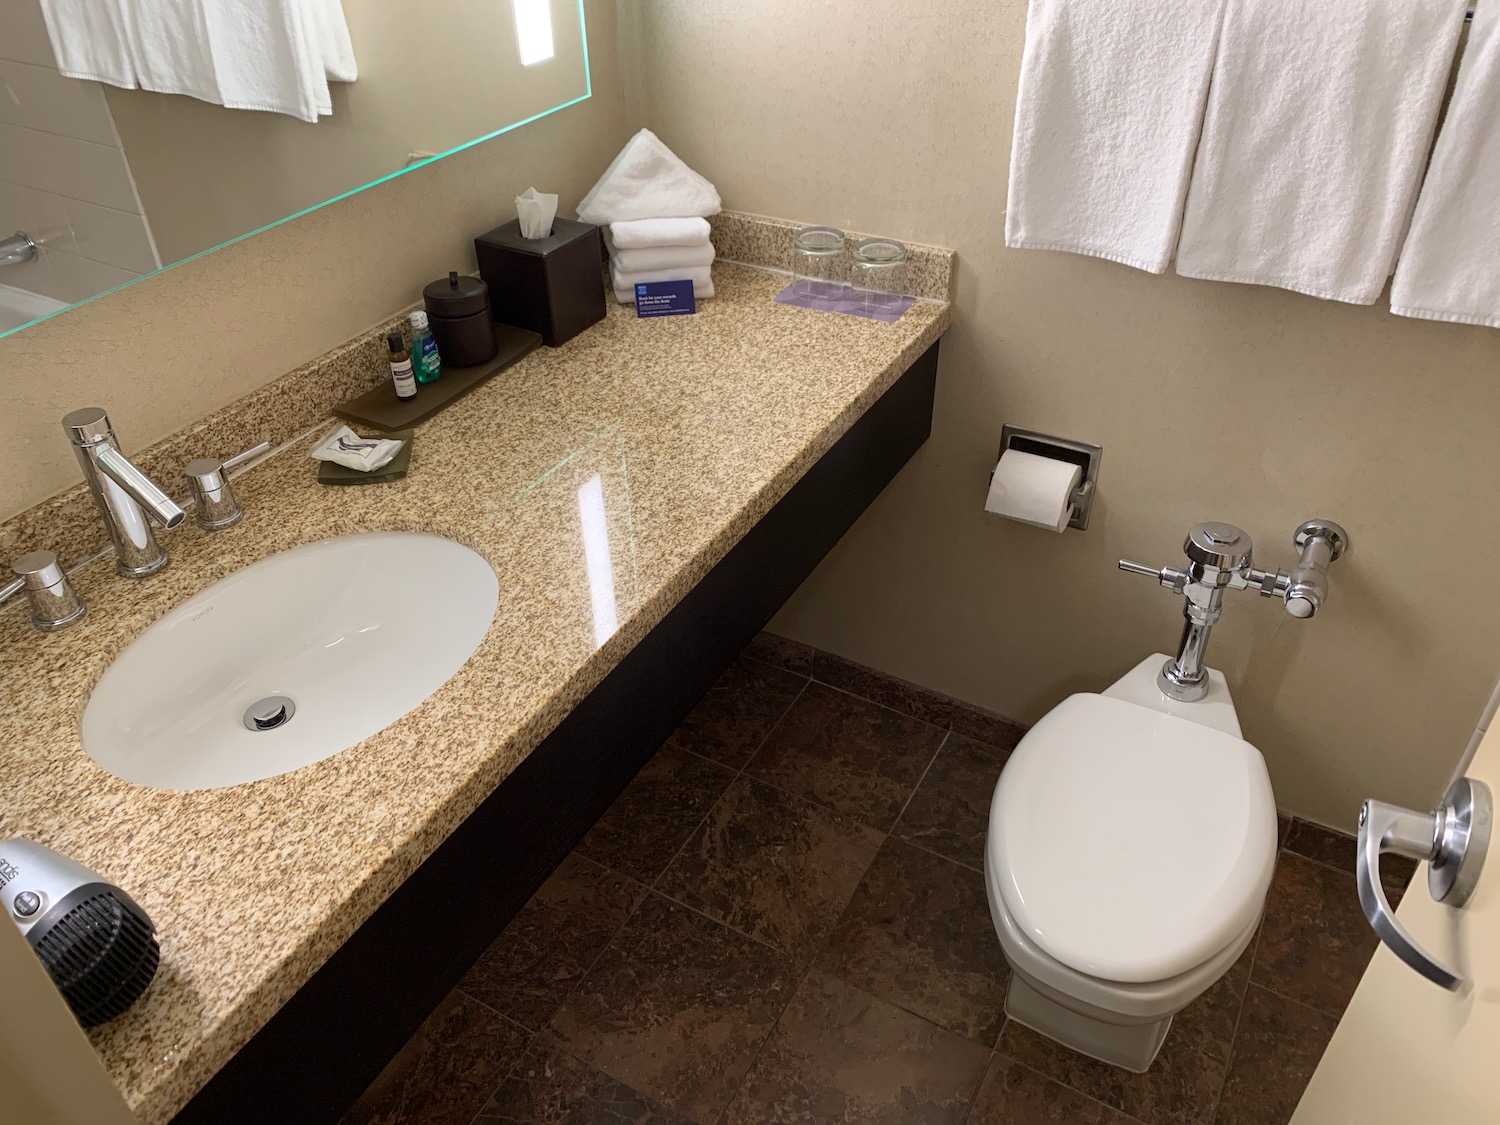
[988,693,1278,984]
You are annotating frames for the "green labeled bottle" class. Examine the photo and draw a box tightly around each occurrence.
[410,310,442,384]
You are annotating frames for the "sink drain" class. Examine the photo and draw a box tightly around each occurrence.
[243,696,296,731]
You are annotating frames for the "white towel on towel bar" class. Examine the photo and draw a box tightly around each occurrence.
[37,0,137,86]
[1175,0,1468,305]
[1391,2,1500,327]
[40,0,358,123]
[1004,0,1227,274]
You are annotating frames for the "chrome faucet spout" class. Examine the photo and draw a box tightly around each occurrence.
[62,407,185,578]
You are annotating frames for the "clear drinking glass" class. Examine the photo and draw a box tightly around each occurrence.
[792,226,847,299]
[850,238,907,313]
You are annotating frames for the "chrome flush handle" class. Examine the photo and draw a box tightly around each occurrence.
[1356,777,1492,991]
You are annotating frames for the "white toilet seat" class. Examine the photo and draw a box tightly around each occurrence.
[985,845,1260,1022]
[988,692,1278,983]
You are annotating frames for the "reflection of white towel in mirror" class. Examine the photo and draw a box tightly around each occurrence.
[39,0,359,124]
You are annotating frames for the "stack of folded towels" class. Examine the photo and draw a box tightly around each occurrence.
[577,129,721,303]
[606,218,715,303]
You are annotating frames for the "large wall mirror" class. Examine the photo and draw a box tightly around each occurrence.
[0,0,588,338]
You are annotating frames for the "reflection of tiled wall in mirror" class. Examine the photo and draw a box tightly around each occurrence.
[0,2,160,320]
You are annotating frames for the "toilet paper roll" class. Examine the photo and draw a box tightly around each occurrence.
[985,449,1083,532]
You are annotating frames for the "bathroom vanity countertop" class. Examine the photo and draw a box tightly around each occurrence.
[0,263,948,1123]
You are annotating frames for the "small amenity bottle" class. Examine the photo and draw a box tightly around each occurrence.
[410,310,442,384]
[388,332,417,400]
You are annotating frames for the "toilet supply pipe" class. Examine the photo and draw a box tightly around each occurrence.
[1119,519,1349,703]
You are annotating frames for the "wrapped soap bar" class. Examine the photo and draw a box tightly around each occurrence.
[309,425,404,472]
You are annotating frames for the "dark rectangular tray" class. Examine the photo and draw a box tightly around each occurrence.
[333,323,542,432]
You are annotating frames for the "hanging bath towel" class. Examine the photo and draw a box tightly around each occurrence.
[1175,0,1468,304]
[1004,0,1228,274]
[1391,2,1500,328]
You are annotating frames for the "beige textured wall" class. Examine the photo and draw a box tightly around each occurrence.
[624,0,1500,828]
[106,0,589,266]
[0,0,626,521]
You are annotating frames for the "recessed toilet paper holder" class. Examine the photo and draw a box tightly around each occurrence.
[994,425,1103,531]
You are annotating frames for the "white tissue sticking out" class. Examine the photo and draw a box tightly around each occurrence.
[516,187,559,239]
[984,449,1082,533]
[309,425,404,472]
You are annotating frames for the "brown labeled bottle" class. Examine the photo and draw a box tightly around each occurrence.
[387,331,416,400]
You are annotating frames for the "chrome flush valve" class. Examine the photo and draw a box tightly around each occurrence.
[1119,518,1349,702]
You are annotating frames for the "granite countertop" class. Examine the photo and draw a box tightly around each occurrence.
[0,263,948,1123]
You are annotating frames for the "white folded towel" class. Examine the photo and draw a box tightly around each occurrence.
[611,263,715,303]
[612,243,715,274]
[579,129,721,224]
[615,279,715,304]
[1176,0,1468,305]
[1004,0,1227,274]
[1391,3,1500,327]
[39,0,137,86]
[609,217,713,249]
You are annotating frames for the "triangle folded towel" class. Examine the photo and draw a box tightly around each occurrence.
[610,217,713,249]
[579,129,721,224]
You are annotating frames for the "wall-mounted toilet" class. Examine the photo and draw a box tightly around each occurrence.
[983,653,1278,1072]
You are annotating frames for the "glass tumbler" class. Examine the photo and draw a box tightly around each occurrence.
[792,226,847,300]
[851,238,907,314]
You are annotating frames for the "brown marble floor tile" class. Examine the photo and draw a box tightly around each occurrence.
[721,970,989,1125]
[575,745,736,884]
[998,1015,1228,1125]
[548,894,800,1124]
[1283,818,1417,891]
[812,650,954,726]
[743,632,814,677]
[815,837,1010,1045]
[664,657,807,769]
[1167,937,1256,1066]
[340,991,530,1125]
[745,682,945,831]
[475,1034,695,1124]
[1276,815,1291,847]
[894,734,1008,870]
[657,776,883,959]
[968,1055,1141,1124]
[460,854,649,1030]
[1253,853,1378,1016]
[950,702,1027,754]
[1213,986,1336,1125]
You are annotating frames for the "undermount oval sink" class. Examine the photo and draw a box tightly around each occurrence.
[82,532,499,790]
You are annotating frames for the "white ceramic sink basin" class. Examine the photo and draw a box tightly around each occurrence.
[82,532,499,790]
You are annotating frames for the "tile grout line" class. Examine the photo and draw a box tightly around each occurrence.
[1204,925,1264,1125]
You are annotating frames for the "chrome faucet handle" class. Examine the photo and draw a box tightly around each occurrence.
[0,551,86,632]
[1118,559,1188,594]
[184,441,270,531]
[1356,777,1492,992]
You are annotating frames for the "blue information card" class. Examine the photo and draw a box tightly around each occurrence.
[634,279,697,318]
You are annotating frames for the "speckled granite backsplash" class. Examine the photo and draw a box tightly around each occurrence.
[709,211,956,302]
[0,245,952,1123]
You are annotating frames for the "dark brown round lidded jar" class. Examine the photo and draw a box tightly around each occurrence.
[422,271,498,367]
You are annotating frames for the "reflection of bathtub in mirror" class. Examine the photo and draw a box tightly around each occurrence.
[0,284,67,334]
[0,0,589,338]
